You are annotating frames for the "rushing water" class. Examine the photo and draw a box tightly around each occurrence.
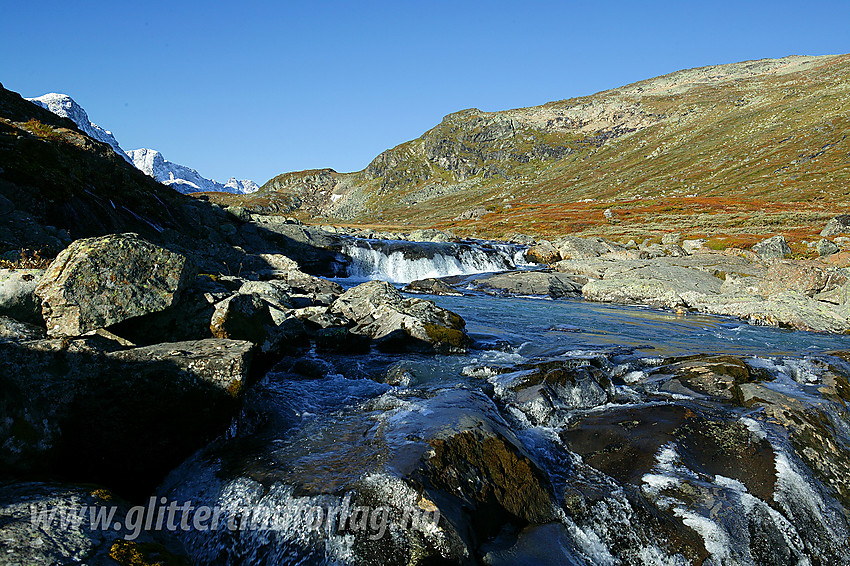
[340,238,530,283]
[161,242,850,565]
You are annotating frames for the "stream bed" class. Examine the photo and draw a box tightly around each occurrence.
[159,279,850,565]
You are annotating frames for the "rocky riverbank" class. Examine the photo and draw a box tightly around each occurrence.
[0,232,471,564]
[396,229,850,334]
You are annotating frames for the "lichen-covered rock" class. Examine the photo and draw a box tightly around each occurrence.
[404,277,462,296]
[758,260,847,298]
[525,240,559,264]
[210,293,275,343]
[0,338,252,494]
[329,280,468,353]
[553,236,622,260]
[817,238,841,257]
[36,234,195,337]
[0,482,189,566]
[694,292,850,333]
[237,280,293,310]
[268,269,344,306]
[751,234,791,261]
[582,264,723,309]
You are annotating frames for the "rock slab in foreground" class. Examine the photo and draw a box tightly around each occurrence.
[36,233,195,337]
[0,338,252,495]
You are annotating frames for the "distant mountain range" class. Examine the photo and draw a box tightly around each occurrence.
[26,93,258,195]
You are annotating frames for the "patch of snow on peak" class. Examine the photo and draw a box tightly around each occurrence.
[26,93,132,164]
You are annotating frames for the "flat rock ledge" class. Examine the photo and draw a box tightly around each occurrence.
[0,337,252,494]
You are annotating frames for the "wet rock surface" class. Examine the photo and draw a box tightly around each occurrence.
[329,280,469,353]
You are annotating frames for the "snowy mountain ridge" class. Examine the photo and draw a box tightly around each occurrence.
[126,148,259,195]
[27,93,133,164]
[26,93,258,195]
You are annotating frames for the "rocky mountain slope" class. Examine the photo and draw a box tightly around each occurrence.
[0,83,340,275]
[211,54,849,242]
[27,92,258,195]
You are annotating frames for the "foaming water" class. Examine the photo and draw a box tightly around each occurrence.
[340,239,530,283]
[161,279,850,565]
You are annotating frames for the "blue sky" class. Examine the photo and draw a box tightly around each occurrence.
[1,1,848,185]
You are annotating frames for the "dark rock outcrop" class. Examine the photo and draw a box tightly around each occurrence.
[0,338,252,495]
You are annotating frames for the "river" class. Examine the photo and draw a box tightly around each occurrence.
[159,238,850,565]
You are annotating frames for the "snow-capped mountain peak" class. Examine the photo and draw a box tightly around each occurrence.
[27,93,133,164]
[126,148,259,195]
[26,93,259,195]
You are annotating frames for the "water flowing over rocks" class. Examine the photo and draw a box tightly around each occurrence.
[36,233,195,337]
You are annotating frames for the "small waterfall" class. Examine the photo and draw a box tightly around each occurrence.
[340,239,529,283]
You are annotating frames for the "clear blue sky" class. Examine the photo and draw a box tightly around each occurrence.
[1,1,847,185]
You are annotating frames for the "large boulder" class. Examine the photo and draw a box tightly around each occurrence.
[36,234,195,337]
[525,240,560,264]
[582,264,724,309]
[329,280,468,353]
[475,271,582,298]
[210,293,276,343]
[758,260,847,298]
[553,236,621,260]
[751,234,791,261]
[817,238,841,257]
[821,215,850,237]
[0,337,252,494]
[0,268,44,324]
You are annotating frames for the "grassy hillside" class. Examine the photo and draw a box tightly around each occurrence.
[206,54,850,242]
